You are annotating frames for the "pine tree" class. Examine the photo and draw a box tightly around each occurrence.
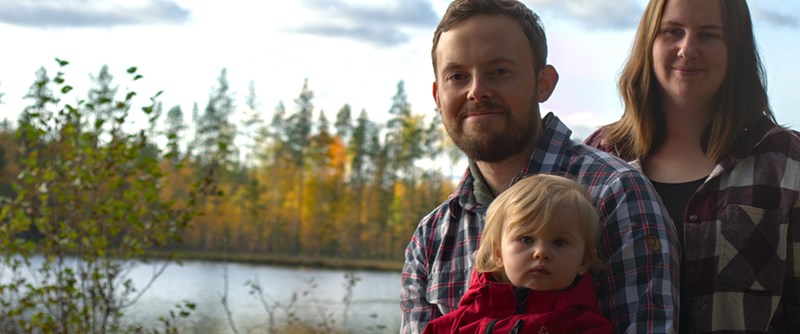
[309,110,332,171]
[146,100,163,139]
[265,101,289,165]
[194,68,237,171]
[335,104,352,142]
[165,105,186,161]
[86,64,119,131]
[287,79,314,167]
[343,109,375,256]
[18,66,57,157]
[240,80,263,165]
[24,67,55,110]
[384,80,434,257]
[349,109,371,189]
[385,80,427,178]
[186,102,200,158]
[286,79,315,252]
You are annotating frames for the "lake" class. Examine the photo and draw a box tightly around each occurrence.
[122,260,402,333]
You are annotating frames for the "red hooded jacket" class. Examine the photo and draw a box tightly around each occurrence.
[422,271,611,334]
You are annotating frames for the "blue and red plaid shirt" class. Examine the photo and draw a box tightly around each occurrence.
[401,113,680,334]
[585,115,800,333]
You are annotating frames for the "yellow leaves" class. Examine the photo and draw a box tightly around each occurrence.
[327,136,348,179]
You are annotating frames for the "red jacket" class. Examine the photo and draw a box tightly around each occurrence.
[422,271,611,334]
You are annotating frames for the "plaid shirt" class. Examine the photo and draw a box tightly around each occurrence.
[401,113,680,334]
[585,116,800,333]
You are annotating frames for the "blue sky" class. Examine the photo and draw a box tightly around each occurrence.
[1,0,798,141]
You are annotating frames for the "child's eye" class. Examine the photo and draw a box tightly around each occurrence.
[553,239,567,247]
[519,236,534,244]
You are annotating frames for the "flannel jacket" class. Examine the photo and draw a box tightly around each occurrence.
[585,115,800,333]
[422,271,611,334]
[401,113,680,334]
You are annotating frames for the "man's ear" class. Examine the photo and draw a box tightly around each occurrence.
[432,81,442,113]
[537,65,559,102]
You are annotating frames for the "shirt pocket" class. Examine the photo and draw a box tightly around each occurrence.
[717,204,786,291]
[426,266,471,315]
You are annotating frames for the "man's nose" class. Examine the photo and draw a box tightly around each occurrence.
[466,75,492,101]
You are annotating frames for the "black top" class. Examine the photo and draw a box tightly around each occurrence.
[651,176,705,334]
[650,177,706,244]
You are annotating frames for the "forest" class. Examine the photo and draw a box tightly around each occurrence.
[0,61,461,264]
[0,59,462,332]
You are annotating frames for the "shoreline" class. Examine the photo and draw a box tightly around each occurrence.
[146,250,404,272]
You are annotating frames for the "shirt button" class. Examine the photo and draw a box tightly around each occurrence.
[688,214,698,222]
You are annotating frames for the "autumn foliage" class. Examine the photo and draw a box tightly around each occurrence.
[0,64,459,268]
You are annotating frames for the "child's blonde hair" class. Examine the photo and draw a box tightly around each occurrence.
[474,174,601,283]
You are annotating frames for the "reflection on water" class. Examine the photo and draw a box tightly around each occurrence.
[123,260,401,333]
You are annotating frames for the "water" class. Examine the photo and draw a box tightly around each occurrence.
[122,260,402,333]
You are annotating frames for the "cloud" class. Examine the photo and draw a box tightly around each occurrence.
[298,24,412,46]
[751,4,799,28]
[296,0,439,47]
[0,0,191,28]
[525,0,643,30]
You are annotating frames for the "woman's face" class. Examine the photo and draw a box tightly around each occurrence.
[652,0,728,110]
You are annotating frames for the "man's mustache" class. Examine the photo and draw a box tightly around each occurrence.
[462,100,507,114]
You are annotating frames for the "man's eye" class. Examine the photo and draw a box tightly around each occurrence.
[493,68,510,75]
[448,73,467,82]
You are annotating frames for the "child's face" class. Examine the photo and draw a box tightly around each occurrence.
[498,213,590,291]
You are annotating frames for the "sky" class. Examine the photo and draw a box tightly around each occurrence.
[1,0,799,143]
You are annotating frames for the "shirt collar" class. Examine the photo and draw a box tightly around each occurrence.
[521,112,572,176]
[469,160,494,207]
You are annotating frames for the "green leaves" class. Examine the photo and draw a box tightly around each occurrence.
[127,66,143,81]
[0,59,213,333]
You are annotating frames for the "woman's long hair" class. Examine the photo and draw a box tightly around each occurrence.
[601,0,773,161]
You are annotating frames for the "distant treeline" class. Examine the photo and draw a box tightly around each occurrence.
[0,63,461,263]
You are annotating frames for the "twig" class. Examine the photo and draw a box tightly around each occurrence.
[120,260,169,309]
[220,238,241,334]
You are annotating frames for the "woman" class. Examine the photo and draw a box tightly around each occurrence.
[585,0,800,332]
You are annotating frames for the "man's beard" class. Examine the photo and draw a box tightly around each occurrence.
[444,101,537,163]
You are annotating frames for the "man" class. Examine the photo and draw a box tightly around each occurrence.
[400,0,680,333]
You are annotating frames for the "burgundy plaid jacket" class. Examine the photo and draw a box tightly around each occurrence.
[585,115,800,333]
